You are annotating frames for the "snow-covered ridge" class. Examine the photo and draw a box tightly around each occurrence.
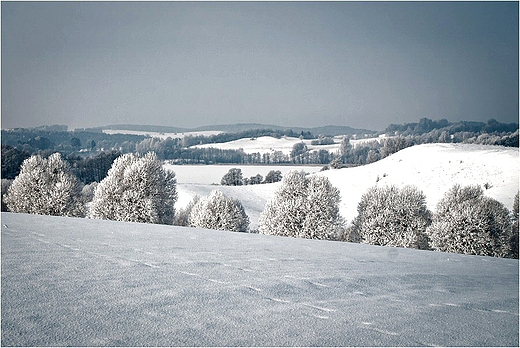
[191,135,341,155]
[1,212,518,346]
[103,129,224,139]
[173,144,518,227]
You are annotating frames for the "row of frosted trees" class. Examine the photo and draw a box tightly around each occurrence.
[3,152,178,224]
[3,151,518,258]
[2,152,250,232]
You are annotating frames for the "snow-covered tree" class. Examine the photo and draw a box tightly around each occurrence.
[264,170,282,183]
[189,190,249,232]
[339,136,352,163]
[259,171,342,239]
[248,174,263,185]
[353,185,431,249]
[221,168,243,186]
[89,152,177,225]
[427,185,512,258]
[4,153,85,217]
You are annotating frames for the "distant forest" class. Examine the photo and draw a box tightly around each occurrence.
[2,118,518,183]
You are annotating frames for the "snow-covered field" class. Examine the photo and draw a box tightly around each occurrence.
[173,143,519,228]
[2,212,518,346]
[190,135,388,154]
[166,164,323,185]
[191,135,342,155]
[168,164,322,213]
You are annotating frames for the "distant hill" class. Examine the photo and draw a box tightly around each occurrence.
[85,124,188,134]
[87,123,376,137]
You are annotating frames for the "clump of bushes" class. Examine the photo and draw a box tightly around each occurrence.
[352,185,431,249]
[427,185,513,258]
[348,183,518,258]
[259,171,342,240]
[4,153,85,217]
[89,152,177,225]
[189,190,250,232]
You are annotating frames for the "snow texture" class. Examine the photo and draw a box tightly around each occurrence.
[2,212,518,346]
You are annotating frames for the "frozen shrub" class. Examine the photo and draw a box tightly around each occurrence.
[89,152,177,225]
[189,190,249,232]
[4,153,85,217]
[427,185,512,258]
[259,171,342,240]
[263,170,282,183]
[247,174,263,185]
[221,168,243,186]
[353,185,431,249]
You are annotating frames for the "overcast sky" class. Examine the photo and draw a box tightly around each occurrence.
[2,2,518,131]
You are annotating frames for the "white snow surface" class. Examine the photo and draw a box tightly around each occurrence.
[191,136,342,155]
[173,144,519,228]
[1,212,518,346]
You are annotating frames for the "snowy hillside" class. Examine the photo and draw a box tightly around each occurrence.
[173,144,519,228]
[192,135,341,155]
[2,212,518,346]
[321,143,519,223]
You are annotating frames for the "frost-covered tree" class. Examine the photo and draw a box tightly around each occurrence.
[290,142,308,159]
[339,136,352,158]
[427,185,512,258]
[259,171,342,240]
[221,168,243,186]
[189,190,249,232]
[264,170,282,183]
[89,152,177,225]
[353,185,431,249]
[248,174,263,185]
[4,153,85,217]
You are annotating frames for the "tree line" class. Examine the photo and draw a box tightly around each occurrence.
[3,118,517,171]
[2,150,518,259]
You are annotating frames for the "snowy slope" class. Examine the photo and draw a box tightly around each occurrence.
[1,212,518,346]
[174,144,519,228]
[321,143,519,223]
[192,135,342,155]
[189,135,388,155]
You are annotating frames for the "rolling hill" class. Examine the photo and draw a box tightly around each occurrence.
[173,143,519,228]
